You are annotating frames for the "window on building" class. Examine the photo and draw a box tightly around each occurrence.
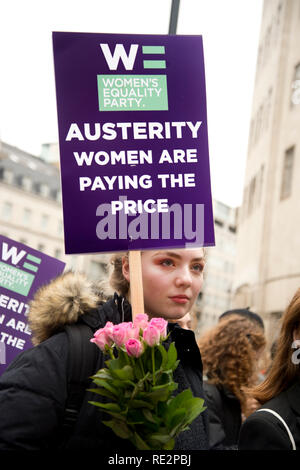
[265,88,273,129]
[264,26,271,63]
[41,214,49,229]
[214,219,224,228]
[242,185,249,221]
[248,177,256,215]
[33,182,40,194]
[89,261,106,280]
[58,220,63,235]
[54,248,62,259]
[9,154,19,163]
[249,119,255,149]
[255,105,264,143]
[37,244,45,252]
[56,191,62,203]
[27,161,37,171]
[3,169,14,184]
[23,208,32,226]
[257,164,265,205]
[16,175,23,188]
[50,189,58,200]
[22,176,32,191]
[16,175,32,191]
[40,184,49,198]
[291,63,300,106]
[2,201,13,220]
[280,146,295,200]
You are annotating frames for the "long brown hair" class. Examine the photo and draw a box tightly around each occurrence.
[108,252,129,296]
[198,315,266,414]
[249,288,300,404]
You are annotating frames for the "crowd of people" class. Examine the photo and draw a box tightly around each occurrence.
[0,248,299,450]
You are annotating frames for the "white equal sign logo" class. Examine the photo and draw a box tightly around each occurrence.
[0,341,6,365]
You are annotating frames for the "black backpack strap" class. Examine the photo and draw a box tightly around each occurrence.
[60,323,99,444]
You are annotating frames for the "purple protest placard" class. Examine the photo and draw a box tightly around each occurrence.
[0,235,65,375]
[52,32,215,254]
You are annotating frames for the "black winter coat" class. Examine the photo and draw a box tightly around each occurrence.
[203,382,241,450]
[0,274,209,451]
[238,381,300,450]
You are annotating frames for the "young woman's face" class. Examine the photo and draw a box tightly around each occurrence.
[123,248,205,321]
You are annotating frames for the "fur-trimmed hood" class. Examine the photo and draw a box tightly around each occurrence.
[28,271,110,345]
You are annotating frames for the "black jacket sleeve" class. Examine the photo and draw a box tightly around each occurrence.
[0,332,68,450]
[238,411,294,450]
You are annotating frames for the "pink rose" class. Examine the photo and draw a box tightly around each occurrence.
[112,323,128,347]
[102,321,114,341]
[125,323,140,341]
[143,324,161,347]
[149,318,168,339]
[90,328,112,351]
[133,313,149,331]
[125,338,143,358]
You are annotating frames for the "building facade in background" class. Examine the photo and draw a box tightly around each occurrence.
[0,142,109,282]
[195,200,237,338]
[233,0,300,343]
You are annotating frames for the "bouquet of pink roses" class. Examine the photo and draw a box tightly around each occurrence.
[89,313,206,450]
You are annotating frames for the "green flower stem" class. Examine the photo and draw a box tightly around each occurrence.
[138,357,145,377]
[108,348,114,360]
[151,347,156,386]
[124,351,131,365]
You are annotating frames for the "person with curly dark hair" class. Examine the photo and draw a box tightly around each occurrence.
[198,315,266,449]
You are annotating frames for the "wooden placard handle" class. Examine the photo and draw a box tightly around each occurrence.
[128,250,144,320]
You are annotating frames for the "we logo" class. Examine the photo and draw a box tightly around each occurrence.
[2,242,41,273]
[98,42,168,111]
[100,43,166,71]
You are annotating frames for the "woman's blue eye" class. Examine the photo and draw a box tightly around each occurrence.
[192,264,204,272]
[161,259,174,266]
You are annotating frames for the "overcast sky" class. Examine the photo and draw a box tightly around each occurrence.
[0,0,263,207]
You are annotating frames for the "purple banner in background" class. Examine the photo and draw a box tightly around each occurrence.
[53,32,215,254]
[0,235,65,375]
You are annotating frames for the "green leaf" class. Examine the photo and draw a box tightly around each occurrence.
[142,408,160,424]
[151,383,172,391]
[91,369,113,381]
[163,438,175,450]
[109,378,135,389]
[148,432,173,444]
[87,401,121,412]
[118,348,131,367]
[100,410,128,421]
[129,399,155,410]
[157,344,168,369]
[165,342,177,370]
[90,378,118,396]
[165,389,194,426]
[171,359,180,371]
[169,408,186,430]
[132,432,151,450]
[157,401,168,417]
[87,388,117,401]
[127,409,145,425]
[133,360,144,381]
[106,355,128,372]
[110,365,134,381]
[147,386,172,404]
[182,398,207,424]
[102,419,133,439]
[156,371,172,386]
